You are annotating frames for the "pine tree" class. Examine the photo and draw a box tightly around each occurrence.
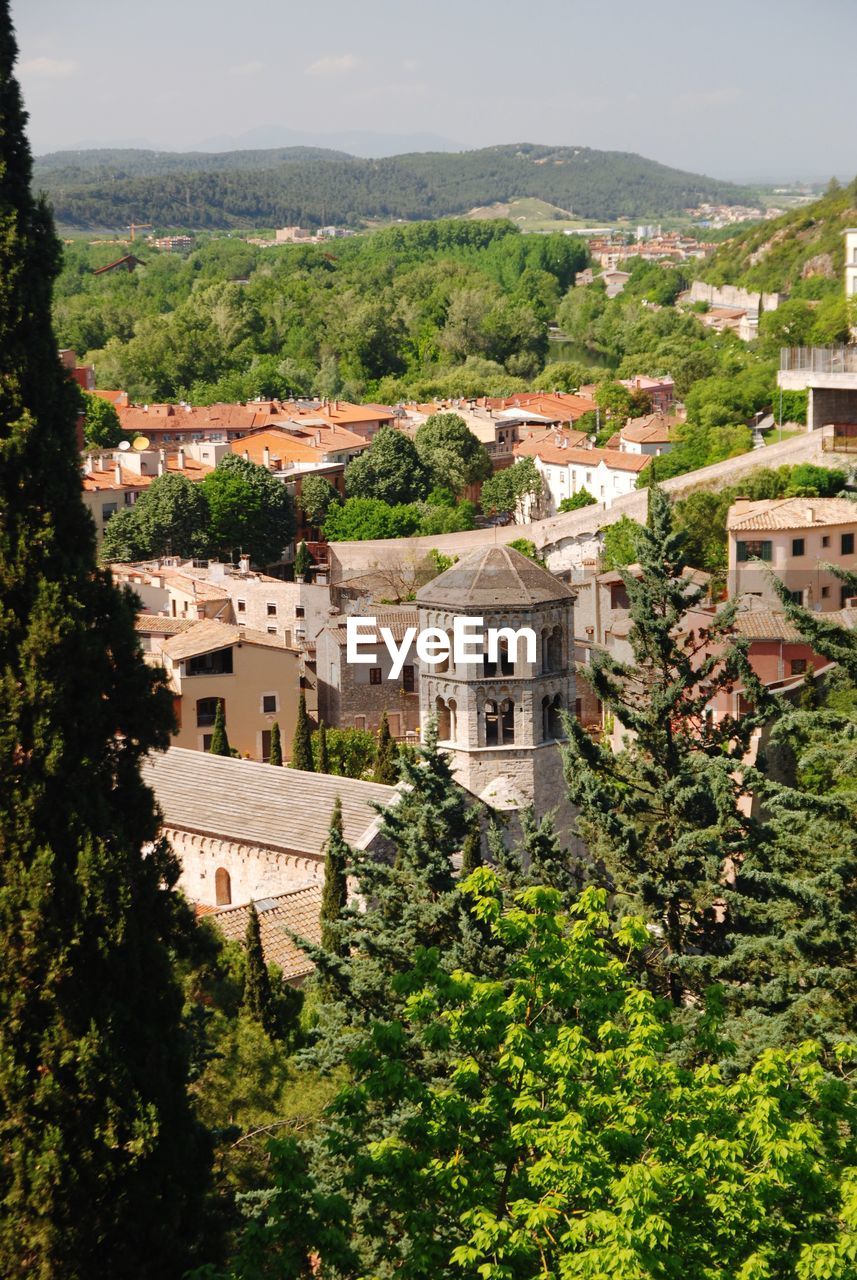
[319,797,349,957]
[291,694,314,771]
[242,901,277,1038]
[269,719,282,766]
[315,719,329,774]
[208,699,231,756]
[0,9,210,1273]
[373,710,398,784]
[562,485,770,1006]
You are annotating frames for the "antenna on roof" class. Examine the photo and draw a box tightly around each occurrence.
[118,439,131,451]
[132,436,150,451]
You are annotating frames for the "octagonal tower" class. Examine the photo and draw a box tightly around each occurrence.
[415,545,575,828]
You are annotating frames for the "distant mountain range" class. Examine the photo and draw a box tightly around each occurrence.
[32,142,757,231]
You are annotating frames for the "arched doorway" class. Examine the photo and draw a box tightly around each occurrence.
[215,866,232,906]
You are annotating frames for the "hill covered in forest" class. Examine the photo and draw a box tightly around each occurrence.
[33,142,754,230]
[698,178,857,296]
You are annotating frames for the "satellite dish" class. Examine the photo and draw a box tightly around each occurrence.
[132,436,150,451]
[118,439,131,451]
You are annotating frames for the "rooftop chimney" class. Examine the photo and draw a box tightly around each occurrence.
[177,447,186,470]
[84,455,93,474]
[263,445,271,468]
[114,462,122,485]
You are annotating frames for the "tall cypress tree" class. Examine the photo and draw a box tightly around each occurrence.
[242,901,277,1038]
[208,698,231,756]
[269,719,282,766]
[0,9,210,1274]
[315,718,330,774]
[319,796,349,957]
[291,693,314,771]
[373,710,398,784]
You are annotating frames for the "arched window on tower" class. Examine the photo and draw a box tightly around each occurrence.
[542,693,564,741]
[498,637,515,677]
[436,695,456,743]
[436,632,455,675]
[485,698,515,745]
[544,626,563,672]
[215,867,232,906]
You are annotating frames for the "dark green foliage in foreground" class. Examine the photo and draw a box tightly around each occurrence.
[562,487,769,1007]
[231,876,857,1279]
[0,6,211,1273]
[242,902,278,1038]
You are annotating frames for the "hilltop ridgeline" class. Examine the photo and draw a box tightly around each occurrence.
[33,142,754,229]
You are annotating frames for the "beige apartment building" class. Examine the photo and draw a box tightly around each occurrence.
[154,619,300,761]
[727,497,857,610]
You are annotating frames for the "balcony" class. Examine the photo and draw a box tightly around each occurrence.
[780,346,857,374]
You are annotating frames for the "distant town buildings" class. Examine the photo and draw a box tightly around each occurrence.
[153,235,194,252]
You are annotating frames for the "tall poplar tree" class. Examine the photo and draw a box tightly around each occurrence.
[242,901,277,1038]
[0,8,210,1275]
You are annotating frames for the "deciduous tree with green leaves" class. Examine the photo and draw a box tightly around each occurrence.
[237,875,857,1280]
[344,426,430,505]
[414,411,492,495]
[202,454,295,566]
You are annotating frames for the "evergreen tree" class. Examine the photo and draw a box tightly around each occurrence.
[291,694,314,771]
[208,699,231,756]
[314,719,329,774]
[319,797,349,958]
[459,818,483,875]
[242,901,277,1038]
[373,710,398,784]
[519,805,583,903]
[561,485,770,1006]
[293,539,311,579]
[269,720,282,766]
[0,9,210,1273]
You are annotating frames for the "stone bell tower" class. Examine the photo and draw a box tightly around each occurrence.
[415,545,575,830]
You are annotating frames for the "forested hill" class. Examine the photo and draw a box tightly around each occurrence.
[698,178,857,295]
[33,142,754,230]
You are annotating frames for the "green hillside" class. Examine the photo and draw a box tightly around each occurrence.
[699,178,857,296]
[33,142,755,231]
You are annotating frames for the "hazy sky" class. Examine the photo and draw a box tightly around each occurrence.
[13,0,857,180]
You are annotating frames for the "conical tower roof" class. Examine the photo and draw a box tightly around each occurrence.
[416,544,574,609]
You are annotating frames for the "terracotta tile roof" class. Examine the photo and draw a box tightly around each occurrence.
[160,619,295,660]
[81,457,211,492]
[620,414,679,444]
[234,423,366,465]
[733,611,804,641]
[205,885,323,982]
[134,616,195,636]
[727,497,857,532]
[513,430,590,463]
[141,746,399,855]
[514,439,652,472]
